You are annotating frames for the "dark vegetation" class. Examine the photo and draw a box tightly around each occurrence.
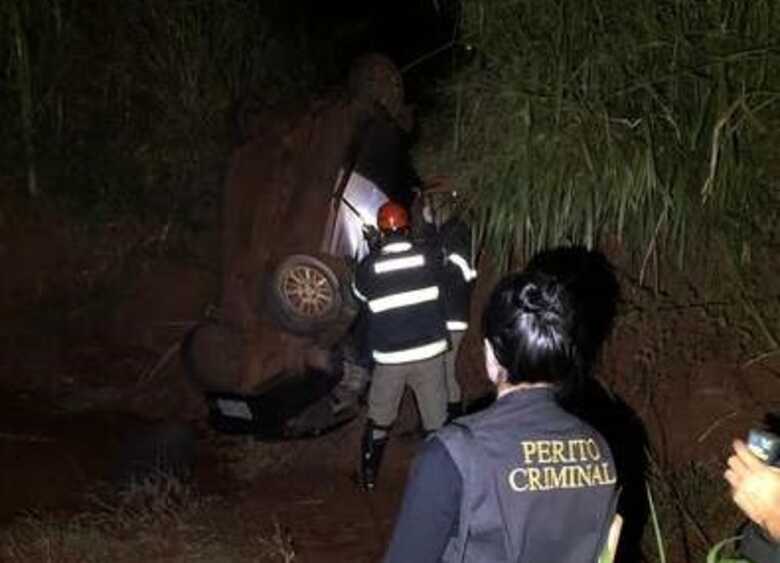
[2,0,325,216]
[1,1,779,562]
[1,0,457,216]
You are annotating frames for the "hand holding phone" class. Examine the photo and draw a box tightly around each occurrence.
[725,437,780,543]
[747,429,780,465]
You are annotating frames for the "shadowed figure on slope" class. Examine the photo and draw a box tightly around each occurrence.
[461,245,648,562]
[526,245,649,563]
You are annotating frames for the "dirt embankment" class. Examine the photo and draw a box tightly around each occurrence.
[2,186,779,562]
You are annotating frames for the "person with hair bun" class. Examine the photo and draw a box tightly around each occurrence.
[383,269,621,563]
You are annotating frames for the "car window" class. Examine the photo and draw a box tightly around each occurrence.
[321,114,419,263]
[322,169,388,262]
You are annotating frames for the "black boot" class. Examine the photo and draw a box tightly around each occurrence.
[360,422,388,491]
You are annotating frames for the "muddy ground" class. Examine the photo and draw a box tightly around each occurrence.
[1,187,779,562]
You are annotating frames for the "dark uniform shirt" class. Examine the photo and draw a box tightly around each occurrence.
[384,387,618,563]
[434,218,476,331]
[352,234,449,364]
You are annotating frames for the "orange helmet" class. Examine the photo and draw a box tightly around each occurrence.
[377,201,410,233]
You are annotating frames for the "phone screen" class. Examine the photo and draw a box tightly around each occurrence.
[748,429,780,465]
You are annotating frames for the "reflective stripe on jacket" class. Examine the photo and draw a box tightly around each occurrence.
[353,234,449,364]
[438,219,476,328]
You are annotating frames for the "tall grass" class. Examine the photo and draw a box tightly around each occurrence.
[641,457,748,563]
[0,0,321,217]
[4,0,38,197]
[430,0,780,273]
[647,483,667,563]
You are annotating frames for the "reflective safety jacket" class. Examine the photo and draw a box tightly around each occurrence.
[437,388,618,563]
[437,218,477,332]
[352,234,449,365]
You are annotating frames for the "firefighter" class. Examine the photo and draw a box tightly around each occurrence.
[352,201,450,490]
[383,270,620,563]
[421,190,477,420]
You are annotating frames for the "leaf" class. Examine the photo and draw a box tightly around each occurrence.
[706,535,747,563]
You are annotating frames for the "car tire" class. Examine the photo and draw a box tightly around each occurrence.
[268,254,346,335]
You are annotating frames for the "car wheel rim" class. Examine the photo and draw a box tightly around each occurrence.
[281,265,335,319]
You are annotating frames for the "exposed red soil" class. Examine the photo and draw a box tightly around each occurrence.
[228,428,420,563]
[2,188,779,562]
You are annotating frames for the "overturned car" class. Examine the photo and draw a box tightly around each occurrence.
[183,54,419,438]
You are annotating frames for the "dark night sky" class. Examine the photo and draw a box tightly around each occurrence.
[295,0,457,62]
[267,0,461,99]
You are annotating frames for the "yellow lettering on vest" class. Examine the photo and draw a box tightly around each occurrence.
[509,462,617,493]
[527,467,544,491]
[590,462,604,485]
[561,466,572,488]
[551,440,568,463]
[544,465,566,489]
[566,439,577,462]
[508,468,528,492]
[601,462,618,485]
[537,440,552,463]
[568,439,587,462]
[576,465,593,486]
[586,438,601,461]
[579,439,592,461]
[522,441,537,464]
[564,465,579,487]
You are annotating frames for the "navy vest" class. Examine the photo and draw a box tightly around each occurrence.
[437,388,618,563]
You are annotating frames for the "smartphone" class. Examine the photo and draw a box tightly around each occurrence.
[747,429,780,465]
